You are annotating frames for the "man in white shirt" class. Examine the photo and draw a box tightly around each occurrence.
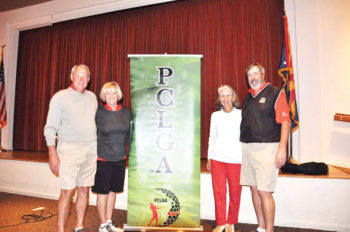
[44,64,98,232]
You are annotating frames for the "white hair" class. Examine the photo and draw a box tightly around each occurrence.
[70,64,90,77]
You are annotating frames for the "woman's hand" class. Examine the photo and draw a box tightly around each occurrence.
[206,159,212,172]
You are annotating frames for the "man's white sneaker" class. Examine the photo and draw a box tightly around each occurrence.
[255,227,266,232]
[74,228,87,232]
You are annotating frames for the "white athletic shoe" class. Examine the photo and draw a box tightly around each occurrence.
[255,227,266,232]
[98,224,112,232]
[107,222,124,232]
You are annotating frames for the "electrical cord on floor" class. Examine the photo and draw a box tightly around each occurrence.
[0,207,57,229]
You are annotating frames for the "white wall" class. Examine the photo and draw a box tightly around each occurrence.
[317,0,350,167]
[286,0,350,167]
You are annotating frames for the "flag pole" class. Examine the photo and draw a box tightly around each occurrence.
[0,45,5,153]
[1,45,5,62]
[279,13,300,163]
[1,45,4,55]
[284,15,293,162]
[282,13,299,163]
[288,67,293,161]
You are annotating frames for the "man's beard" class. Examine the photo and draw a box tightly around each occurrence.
[249,79,262,90]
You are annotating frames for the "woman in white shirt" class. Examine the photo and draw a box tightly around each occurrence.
[207,85,242,232]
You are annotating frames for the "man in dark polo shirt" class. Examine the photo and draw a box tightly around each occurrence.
[240,63,291,232]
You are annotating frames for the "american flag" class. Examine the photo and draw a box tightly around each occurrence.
[0,56,7,129]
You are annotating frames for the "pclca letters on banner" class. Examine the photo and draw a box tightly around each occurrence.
[155,67,174,174]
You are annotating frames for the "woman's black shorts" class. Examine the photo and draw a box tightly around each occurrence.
[92,159,126,194]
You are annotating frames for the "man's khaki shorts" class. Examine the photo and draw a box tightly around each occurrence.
[57,141,97,190]
[240,142,279,192]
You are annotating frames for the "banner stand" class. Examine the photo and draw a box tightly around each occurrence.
[125,54,203,231]
[123,225,203,231]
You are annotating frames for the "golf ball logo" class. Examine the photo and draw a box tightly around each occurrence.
[147,188,181,227]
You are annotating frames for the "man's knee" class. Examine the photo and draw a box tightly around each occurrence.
[60,189,74,199]
[58,190,74,209]
[257,190,273,199]
[250,186,259,195]
[76,186,90,197]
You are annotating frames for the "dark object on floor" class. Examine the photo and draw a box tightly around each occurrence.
[281,162,329,175]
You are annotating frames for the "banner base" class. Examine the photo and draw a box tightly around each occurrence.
[123,225,203,231]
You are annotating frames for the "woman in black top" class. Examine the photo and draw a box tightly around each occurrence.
[92,82,132,232]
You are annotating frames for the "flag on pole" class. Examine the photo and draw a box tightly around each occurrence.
[278,15,299,132]
[0,50,7,129]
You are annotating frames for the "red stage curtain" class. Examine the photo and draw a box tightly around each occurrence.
[14,26,52,150]
[13,0,284,157]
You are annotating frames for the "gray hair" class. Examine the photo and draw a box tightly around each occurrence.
[246,63,265,76]
[217,85,240,109]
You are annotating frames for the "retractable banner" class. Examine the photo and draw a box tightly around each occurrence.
[126,55,202,230]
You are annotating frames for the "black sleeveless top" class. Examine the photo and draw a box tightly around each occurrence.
[240,84,281,143]
[95,105,132,161]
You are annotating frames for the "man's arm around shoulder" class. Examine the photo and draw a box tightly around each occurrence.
[275,121,290,168]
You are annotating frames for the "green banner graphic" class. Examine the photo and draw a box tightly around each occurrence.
[127,55,201,229]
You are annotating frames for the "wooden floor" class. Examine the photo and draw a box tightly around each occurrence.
[0,191,334,232]
[1,150,350,179]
